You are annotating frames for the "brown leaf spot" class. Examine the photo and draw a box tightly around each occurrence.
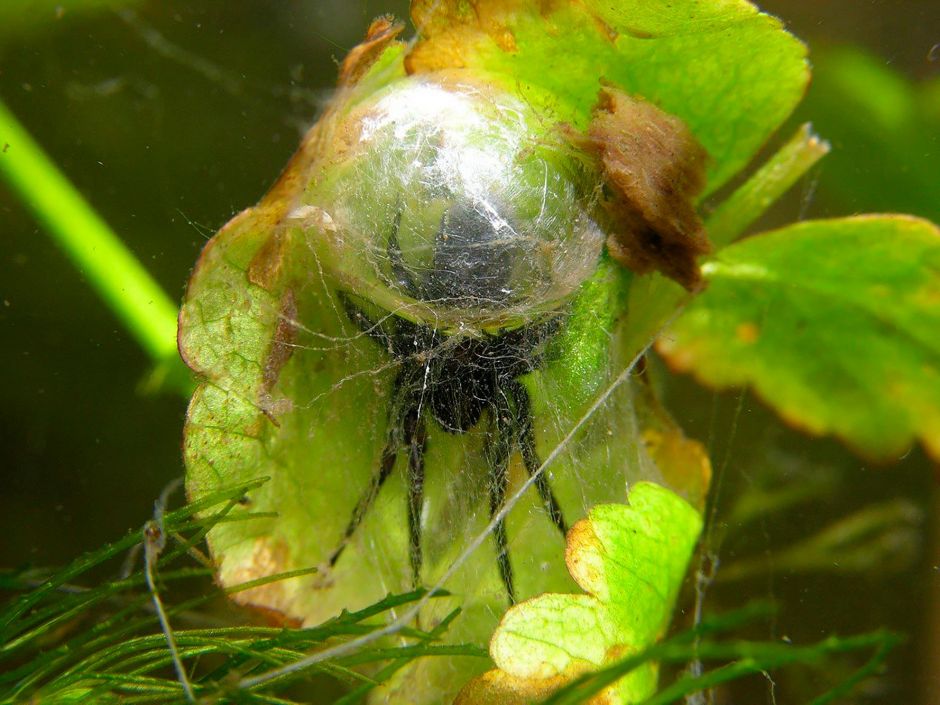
[245,605,303,629]
[338,16,405,87]
[242,416,266,438]
[492,27,518,51]
[575,0,619,43]
[635,370,712,508]
[228,538,298,619]
[735,321,760,344]
[583,86,711,290]
[407,0,639,76]
[247,226,289,290]
[642,428,712,510]
[407,0,520,74]
[259,289,297,421]
[564,518,604,594]
[653,334,698,373]
[455,669,570,705]
[604,643,632,662]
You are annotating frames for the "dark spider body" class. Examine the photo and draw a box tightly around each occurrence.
[329,202,570,603]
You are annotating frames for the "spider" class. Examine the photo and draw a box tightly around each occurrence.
[326,200,570,603]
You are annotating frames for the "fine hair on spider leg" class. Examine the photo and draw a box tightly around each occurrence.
[327,290,569,603]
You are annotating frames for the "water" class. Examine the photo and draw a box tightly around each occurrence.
[1,1,936,702]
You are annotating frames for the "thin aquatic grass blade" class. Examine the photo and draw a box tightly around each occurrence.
[705,123,830,248]
[538,631,899,705]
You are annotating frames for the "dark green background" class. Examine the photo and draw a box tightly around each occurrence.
[2,1,938,702]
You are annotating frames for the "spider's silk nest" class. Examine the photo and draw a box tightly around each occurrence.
[300,71,606,332]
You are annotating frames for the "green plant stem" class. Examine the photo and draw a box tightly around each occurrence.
[706,123,830,248]
[0,99,185,383]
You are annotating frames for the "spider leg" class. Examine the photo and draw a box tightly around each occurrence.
[338,286,427,584]
[327,372,408,569]
[338,290,396,352]
[509,380,569,538]
[487,390,516,604]
[387,209,421,296]
[404,408,427,586]
[328,429,399,570]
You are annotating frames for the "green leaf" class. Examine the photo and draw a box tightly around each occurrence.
[455,482,702,704]
[658,215,940,461]
[409,0,808,194]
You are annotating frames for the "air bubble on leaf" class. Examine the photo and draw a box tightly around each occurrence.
[300,73,605,328]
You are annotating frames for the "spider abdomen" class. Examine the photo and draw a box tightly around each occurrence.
[421,200,516,308]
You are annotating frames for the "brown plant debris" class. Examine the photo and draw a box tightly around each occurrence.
[584,86,711,290]
[338,16,405,86]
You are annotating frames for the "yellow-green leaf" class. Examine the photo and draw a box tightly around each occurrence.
[659,215,940,461]
[456,482,702,704]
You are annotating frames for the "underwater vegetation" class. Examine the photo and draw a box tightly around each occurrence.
[2,1,938,703]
